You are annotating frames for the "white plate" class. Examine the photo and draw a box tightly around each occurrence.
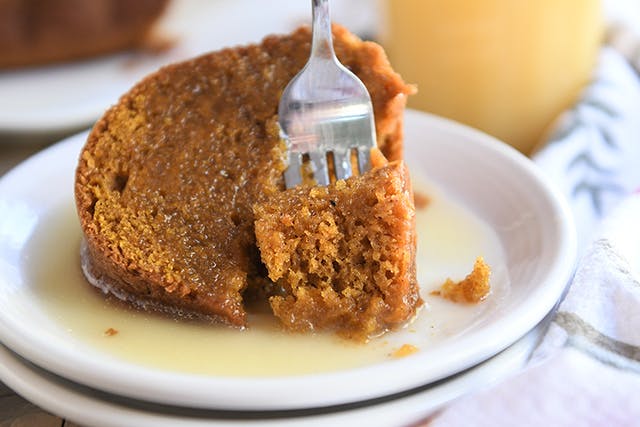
[0,53,168,134]
[0,110,576,410]
[0,319,544,427]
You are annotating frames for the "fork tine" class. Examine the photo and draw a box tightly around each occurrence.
[284,152,303,188]
[279,0,376,189]
[357,147,371,176]
[333,149,352,181]
[309,151,330,186]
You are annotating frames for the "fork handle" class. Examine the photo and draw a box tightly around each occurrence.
[311,0,335,60]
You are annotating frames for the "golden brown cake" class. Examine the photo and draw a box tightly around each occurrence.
[0,0,169,68]
[75,25,415,329]
[254,161,421,340]
[431,257,491,304]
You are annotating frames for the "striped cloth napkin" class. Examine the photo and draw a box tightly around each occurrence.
[431,24,640,427]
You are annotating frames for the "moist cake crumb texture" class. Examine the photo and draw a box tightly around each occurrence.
[431,256,491,304]
[254,162,421,340]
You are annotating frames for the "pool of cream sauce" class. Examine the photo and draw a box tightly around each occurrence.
[25,177,506,377]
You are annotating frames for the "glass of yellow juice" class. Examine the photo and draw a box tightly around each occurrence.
[381,0,603,154]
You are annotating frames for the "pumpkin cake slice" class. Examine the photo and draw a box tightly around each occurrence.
[254,161,422,340]
[75,25,415,327]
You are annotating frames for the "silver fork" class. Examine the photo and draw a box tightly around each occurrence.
[278,0,377,188]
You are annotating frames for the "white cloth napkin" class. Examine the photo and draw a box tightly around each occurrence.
[431,25,640,427]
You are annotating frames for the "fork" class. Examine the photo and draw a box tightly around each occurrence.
[278,0,377,188]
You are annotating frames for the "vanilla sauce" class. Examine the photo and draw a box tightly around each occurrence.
[25,178,505,377]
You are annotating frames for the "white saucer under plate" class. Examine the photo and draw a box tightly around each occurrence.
[0,110,576,411]
[0,319,545,427]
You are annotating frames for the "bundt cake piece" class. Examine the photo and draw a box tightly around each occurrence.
[254,161,421,340]
[75,25,415,330]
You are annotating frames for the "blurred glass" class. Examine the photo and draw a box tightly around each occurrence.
[381,0,603,154]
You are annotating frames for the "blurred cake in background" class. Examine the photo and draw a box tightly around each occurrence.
[0,0,169,68]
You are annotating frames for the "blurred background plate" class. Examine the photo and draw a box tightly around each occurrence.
[0,0,375,138]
